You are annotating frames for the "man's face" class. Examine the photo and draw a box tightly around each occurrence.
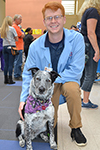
[43,8,66,35]
[16,17,22,25]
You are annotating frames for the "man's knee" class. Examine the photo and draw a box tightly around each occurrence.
[61,82,81,99]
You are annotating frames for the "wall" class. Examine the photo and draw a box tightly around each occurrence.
[0,0,5,27]
[6,0,61,38]
[64,15,79,29]
[5,0,84,36]
[77,0,85,23]
[64,0,84,29]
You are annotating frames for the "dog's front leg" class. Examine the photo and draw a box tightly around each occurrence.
[24,122,33,150]
[48,119,57,150]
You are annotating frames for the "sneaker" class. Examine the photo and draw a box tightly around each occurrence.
[82,100,98,109]
[14,76,22,81]
[71,128,87,146]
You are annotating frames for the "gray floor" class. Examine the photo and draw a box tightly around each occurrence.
[0,69,100,150]
[0,70,21,140]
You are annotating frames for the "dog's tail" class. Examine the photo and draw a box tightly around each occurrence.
[15,123,22,138]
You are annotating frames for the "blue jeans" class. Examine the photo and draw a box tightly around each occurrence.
[81,43,98,92]
[14,50,22,78]
[0,51,4,71]
[3,46,15,76]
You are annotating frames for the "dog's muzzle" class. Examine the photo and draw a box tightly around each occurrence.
[39,86,45,94]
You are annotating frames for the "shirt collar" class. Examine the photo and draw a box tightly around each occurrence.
[45,31,65,48]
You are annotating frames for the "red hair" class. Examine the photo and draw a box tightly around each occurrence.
[42,1,65,19]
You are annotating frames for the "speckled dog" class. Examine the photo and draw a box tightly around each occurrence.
[15,68,60,150]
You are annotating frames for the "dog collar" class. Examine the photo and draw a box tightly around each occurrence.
[25,95,51,114]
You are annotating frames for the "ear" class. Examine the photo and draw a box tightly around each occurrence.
[63,16,66,25]
[49,71,61,83]
[43,19,46,27]
[28,67,39,77]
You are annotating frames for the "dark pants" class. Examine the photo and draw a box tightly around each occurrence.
[81,43,98,92]
[14,50,22,78]
[0,51,4,71]
[3,46,15,76]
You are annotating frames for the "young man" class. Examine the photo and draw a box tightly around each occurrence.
[18,2,87,146]
[13,14,25,80]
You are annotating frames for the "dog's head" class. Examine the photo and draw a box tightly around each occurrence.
[28,67,60,100]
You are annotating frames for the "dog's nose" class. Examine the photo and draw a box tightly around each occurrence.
[39,86,45,93]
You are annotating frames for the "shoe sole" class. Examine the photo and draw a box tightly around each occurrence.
[8,82,15,84]
[14,78,22,81]
[74,140,87,147]
[82,106,98,109]
[72,139,87,147]
[4,82,9,84]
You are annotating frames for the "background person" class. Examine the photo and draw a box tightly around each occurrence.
[18,1,87,146]
[43,29,47,34]
[80,0,100,109]
[13,14,25,81]
[24,27,35,59]
[76,21,81,32]
[70,25,78,31]
[0,16,18,84]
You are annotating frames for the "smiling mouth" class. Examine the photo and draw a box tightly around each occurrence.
[50,25,58,28]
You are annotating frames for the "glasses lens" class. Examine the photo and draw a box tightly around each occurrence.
[49,16,53,21]
[45,15,63,22]
[54,15,59,20]
[45,16,52,21]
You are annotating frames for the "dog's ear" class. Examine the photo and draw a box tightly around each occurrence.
[49,71,61,83]
[28,67,39,76]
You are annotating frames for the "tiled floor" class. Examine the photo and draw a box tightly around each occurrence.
[58,82,100,150]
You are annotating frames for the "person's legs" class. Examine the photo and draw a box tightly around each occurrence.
[3,46,9,76]
[51,83,63,143]
[61,82,87,146]
[81,44,98,108]
[61,82,82,128]
[83,91,90,103]
[51,83,62,127]
[3,46,9,84]
[51,82,87,146]
[8,50,15,76]
[8,49,15,84]
[14,54,18,76]
[82,91,98,108]
[14,50,22,79]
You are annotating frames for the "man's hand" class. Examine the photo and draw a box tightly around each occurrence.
[18,102,25,121]
[20,32,25,38]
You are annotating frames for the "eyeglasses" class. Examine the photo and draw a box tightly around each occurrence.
[44,15,63,22]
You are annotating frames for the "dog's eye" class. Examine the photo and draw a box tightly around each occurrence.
[46,79,51,82]
[36,77,41,81]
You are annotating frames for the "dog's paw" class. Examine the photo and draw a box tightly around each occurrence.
[50,141,57,150]
[40,133,49,142]
[19,139,25,147]
[26,146,33,150]
[26,148,33,150]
